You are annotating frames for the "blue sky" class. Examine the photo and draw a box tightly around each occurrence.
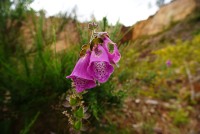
[30,0,171,26]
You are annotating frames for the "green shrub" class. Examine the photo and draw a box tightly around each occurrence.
[0,2,126,133]
[169,109,189,126]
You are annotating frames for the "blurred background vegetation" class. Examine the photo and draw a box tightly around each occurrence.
[1,0,200,134]
[0,0,124,133]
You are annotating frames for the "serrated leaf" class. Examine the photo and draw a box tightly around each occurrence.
[73,120,82,130]
[74,107,84,119]
[90,38,103,51]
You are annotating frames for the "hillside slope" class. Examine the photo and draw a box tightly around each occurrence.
[132,0,199,39]
[97,1,200,133]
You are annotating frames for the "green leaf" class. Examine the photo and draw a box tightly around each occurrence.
[20,112,40,134]
[73,120,82,130]
[69,97,78,106]
[74,107,84,119]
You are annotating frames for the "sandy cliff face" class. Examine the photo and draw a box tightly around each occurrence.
[132,0,198,40]
[20,16,79,52]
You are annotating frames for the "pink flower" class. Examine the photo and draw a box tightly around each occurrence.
[66,52,96,92]
[67,35,120,93]
[102,36,121,65]
[87,45,114,83]
[166,60,171,67]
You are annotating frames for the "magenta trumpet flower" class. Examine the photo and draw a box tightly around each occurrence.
[87,45,114,83]
[66,52,96,92]
[67,31,121,93]
[102,36,121,65]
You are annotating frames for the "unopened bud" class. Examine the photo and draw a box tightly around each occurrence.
[88,22,98,30]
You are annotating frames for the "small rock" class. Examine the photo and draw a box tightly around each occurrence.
[145,99,159,105]
[150,108,155,113]
[135,99,141,104]
[132,123,142,128]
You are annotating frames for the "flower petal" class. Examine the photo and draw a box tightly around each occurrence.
[102,37,121,64]
[66,52,96,92]
[87,45,114,83]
